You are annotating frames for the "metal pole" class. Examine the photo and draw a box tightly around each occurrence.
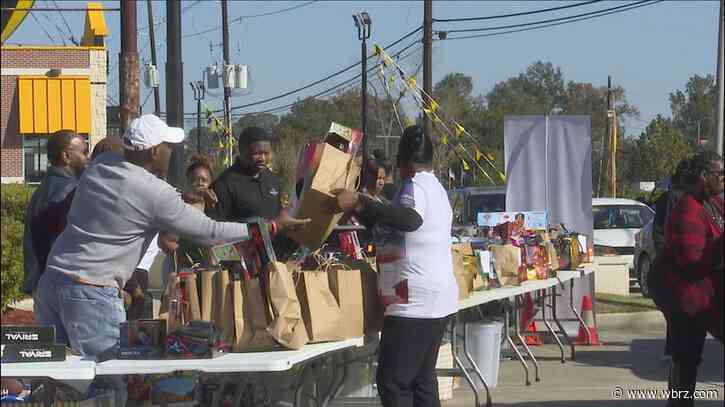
[222,0,233,165]
[166,0,184,186]
[119,0,139,131]
[147,0,161,117]
[362,36,368,168]
[598,76,611,198]
[713,0,724,154]
[423,0,433,138]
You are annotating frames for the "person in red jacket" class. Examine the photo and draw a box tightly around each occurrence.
[652,150,723,407]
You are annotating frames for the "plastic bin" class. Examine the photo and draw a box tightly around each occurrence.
[465,321,503,389]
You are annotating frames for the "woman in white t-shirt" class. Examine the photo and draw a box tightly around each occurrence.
[334,126,458,407]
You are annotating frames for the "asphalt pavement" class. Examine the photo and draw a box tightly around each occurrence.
[444,312,724,407]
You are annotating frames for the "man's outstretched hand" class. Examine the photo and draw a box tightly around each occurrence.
[274,209,311,232]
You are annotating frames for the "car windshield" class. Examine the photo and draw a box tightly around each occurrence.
[593,205,654,230]
[467,194,506,223]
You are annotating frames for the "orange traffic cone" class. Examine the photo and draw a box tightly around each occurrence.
[520,293,543,346]
[575,295,602,346]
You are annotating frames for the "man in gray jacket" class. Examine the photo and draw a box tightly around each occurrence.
[22,130,88,297]
[35,115,306,406]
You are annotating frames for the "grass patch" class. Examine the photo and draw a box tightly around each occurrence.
[595,293,658,314]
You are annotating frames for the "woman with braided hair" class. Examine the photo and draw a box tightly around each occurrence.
[651,150,723,407]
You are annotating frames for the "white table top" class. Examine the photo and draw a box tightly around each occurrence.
[95,337,364,375]
[2,266,595,380]
[0,355,96,380]
[457,268,588,311]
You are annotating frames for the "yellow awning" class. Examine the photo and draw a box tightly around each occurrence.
[18,76,91,134]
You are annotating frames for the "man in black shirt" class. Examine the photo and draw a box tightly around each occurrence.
[207,126,283,222]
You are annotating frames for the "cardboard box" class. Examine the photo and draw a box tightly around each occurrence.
[1,344,66,363]
[288,142,361,250]
[118,319,166,359]
[1,326,55,345]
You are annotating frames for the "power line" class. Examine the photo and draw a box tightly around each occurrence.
[41,11,68,45]
[182,0,319,40]
[433,0,603,23]
[224,26,423,112]
[136,0,202,32]
[441,0,662,41]
[441,0,654,35]
[51,0,77,44]
[236,40,423,117]
[30,12,57,44]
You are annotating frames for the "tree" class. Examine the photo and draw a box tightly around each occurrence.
[627,115,692,183]
[669,74,716,147]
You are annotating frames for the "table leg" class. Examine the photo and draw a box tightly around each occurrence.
[320,354,345,407]
[462,320,492,407]
[294,363,313,407]
[451,316,481,407]
[569,278,591,345]
[540,288,566,363]
[551,284,575,360]
[504,299,531,386]
[514,295,540,383]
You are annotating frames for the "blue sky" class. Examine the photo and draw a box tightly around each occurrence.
[5,1,720,136]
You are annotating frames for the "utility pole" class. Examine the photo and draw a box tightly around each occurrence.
[222,0,233,165]
[353,12,372,190]
[166,0,184,187]
[190,81,205,153]
[119,0,139,131]
[422,0,433,139]
[611,107,618,198]
[146,0,160,116]
[713,0,724,154]
[597,76,612,198]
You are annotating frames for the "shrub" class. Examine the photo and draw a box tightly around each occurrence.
[1,218,25,312]
[1,184,34,312]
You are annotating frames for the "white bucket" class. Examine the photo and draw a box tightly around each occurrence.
[465,321,503,389]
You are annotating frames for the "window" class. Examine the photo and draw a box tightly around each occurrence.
[22,135,89,183]
[593,205,655,230]
[23,136,48,183]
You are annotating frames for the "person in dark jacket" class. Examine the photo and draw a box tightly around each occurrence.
[207,126,282,222]
[23,130,88,297]
[651,150,724,407]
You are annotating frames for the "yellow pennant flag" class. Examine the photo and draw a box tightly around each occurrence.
[373,44,383,56]
[454,122,465,137]
[475,149,483,161]
[429,99,439,113]
[462,159,470,171]
[217,140,224,149]
[441,135,448,145]
[406,77,417,90]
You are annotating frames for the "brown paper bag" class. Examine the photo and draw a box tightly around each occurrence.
[355,260,384,335]
[328,268,364,339]
[231,278,246,352]
[198,269,217,321]
[268,262,309,350]
[453,243,484,293]
[452,249,471,300]
[490,244,521,287]
[211,269,235,345]
[239,278,277,351]
[182,273,201,321]
[297,271,344,343]
[158,273,183,332]
[288,143,361,249]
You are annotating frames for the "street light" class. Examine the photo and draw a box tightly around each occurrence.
[353,12,371,190]
[190,80,206,153]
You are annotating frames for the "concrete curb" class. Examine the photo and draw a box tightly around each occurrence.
[597,311,666,331]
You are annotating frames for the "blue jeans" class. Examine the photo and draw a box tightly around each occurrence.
[35,271,127,407]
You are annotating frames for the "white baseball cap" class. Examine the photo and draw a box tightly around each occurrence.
[122,114,186,151]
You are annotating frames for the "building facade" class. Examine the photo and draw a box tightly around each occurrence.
[1,4,107,183]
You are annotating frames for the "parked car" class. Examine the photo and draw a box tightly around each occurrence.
[633,220,656,297]
[633,179,671,297]
[592,198,655,288]
[449,186,506,238]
